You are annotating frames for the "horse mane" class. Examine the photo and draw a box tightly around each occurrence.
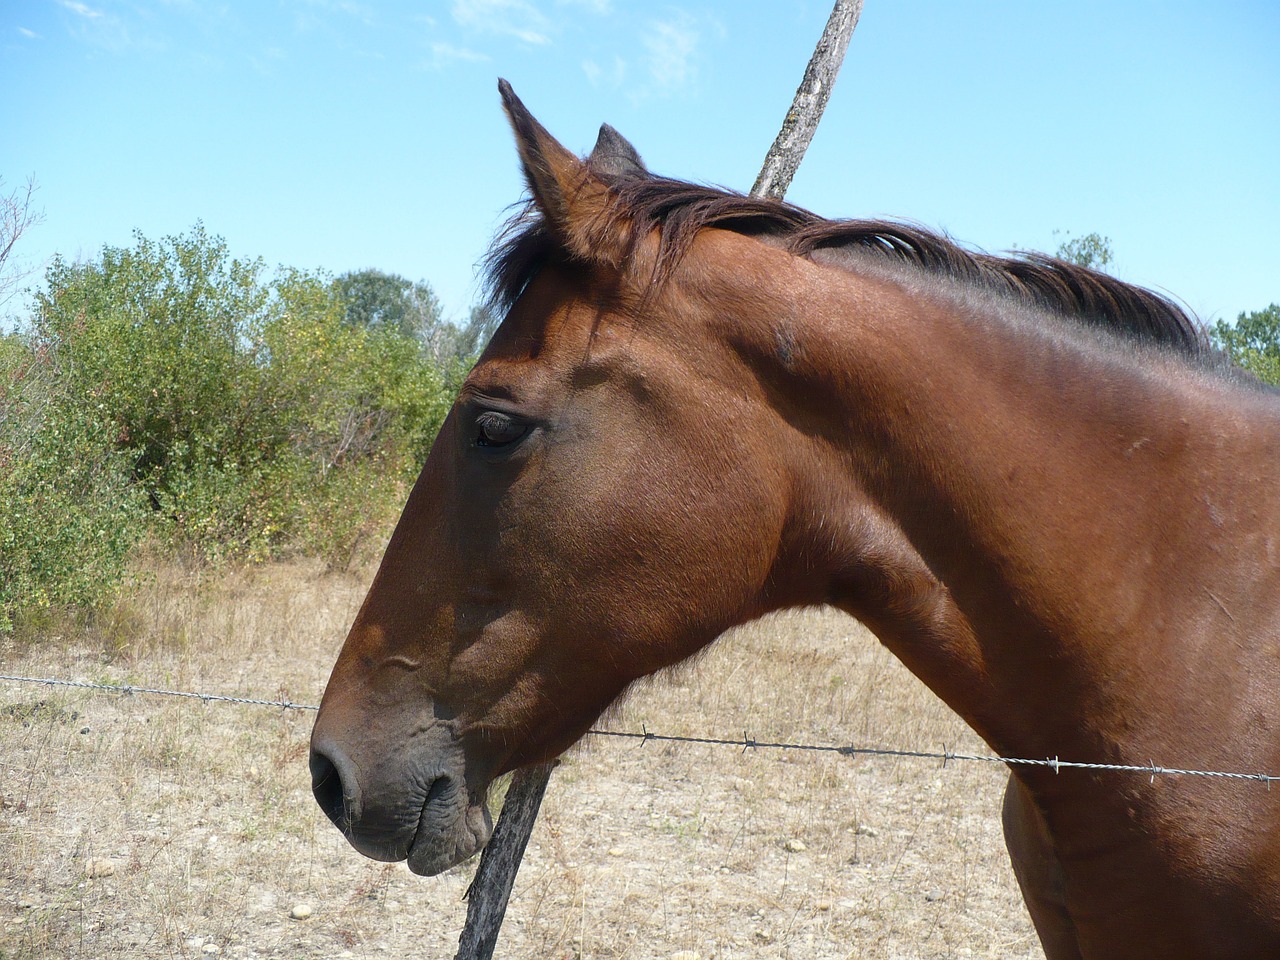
[484,174,1212,358]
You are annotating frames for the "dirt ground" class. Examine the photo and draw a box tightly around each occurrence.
[0,561,1043,959]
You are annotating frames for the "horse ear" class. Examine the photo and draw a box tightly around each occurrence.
[587,123,648,181]
[498,79,630,265]
[499,79,582,226]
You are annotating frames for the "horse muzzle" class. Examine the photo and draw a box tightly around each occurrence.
[309,722,493,876]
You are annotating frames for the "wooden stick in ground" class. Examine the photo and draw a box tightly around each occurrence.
[750,0,864,200]
[455,7,863,955]
[453,762,557,960]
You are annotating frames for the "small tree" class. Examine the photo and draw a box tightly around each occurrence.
[1211,304,1280,386]
[333,269,456,361]
[1054,231,1114,272]
[0,174,45,310]
[33,224,273,505]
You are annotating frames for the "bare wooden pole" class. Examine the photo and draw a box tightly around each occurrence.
[453,762,556,960]
[750,0,864,200]
[454,6,863,955]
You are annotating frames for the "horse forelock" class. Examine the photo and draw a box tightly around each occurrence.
[482,174,1213,361]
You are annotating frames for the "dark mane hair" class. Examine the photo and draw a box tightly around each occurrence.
[484,174,1211,357]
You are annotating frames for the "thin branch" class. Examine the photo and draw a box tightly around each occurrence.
[0,174,46,307]
[750,0,864,200]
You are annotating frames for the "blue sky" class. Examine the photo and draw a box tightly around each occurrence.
[3,1,1277,328]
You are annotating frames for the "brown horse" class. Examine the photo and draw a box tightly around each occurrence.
[310,81,1280,959]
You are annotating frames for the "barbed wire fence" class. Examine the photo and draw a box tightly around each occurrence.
[2,672,1276,788]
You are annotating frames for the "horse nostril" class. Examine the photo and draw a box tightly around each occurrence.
[310,744,355,830]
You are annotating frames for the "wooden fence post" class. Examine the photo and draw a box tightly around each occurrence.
[453,763,557,960]
[454,4,862,955]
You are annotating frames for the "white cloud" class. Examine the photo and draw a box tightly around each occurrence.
[17,27,41,39]
[430,41,490,69]
[58,0,104,19]
[452,0,552,46]
[55,0,140,52]
[643,11,699,93]
[557,0,611,12]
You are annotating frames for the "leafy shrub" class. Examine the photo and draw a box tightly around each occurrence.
[16,224,453,588]
[0,334,147,631]
[1211,304,1280,386]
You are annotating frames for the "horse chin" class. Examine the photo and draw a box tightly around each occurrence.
[405,790,494,877]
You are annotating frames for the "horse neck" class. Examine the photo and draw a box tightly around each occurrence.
[729,253,1280,764]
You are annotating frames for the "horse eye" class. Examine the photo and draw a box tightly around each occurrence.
[474,411,529,448]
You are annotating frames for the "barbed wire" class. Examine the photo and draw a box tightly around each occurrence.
[0,674,318,711]
[587,727,1278,787]
[2,672,1276,787]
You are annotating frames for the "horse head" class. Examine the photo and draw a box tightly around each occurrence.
[309,82,846,875]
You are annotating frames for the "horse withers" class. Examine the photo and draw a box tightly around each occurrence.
[310,82,1280,959]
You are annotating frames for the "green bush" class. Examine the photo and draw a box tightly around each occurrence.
[1211,304,1280,387]
[0,334,148,631]
[4,225,456,622]
[32,226,275,545]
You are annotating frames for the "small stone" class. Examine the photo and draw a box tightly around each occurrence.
[854,824,879,837]
[289,904,313,921]
[202,945,221,955]
[79,727,90,735]
[816,900,832,911]
[783,838,807,853]
[925,889,944,902]
[86,859,115,878]
[754,928,775,943]
[669,952,702,960]
[607,847,625,857]
[186,937,206,950]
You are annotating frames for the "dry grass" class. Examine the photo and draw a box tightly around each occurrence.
[0,561,1042,959]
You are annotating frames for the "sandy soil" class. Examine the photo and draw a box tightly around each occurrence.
[0,561,1042,959]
